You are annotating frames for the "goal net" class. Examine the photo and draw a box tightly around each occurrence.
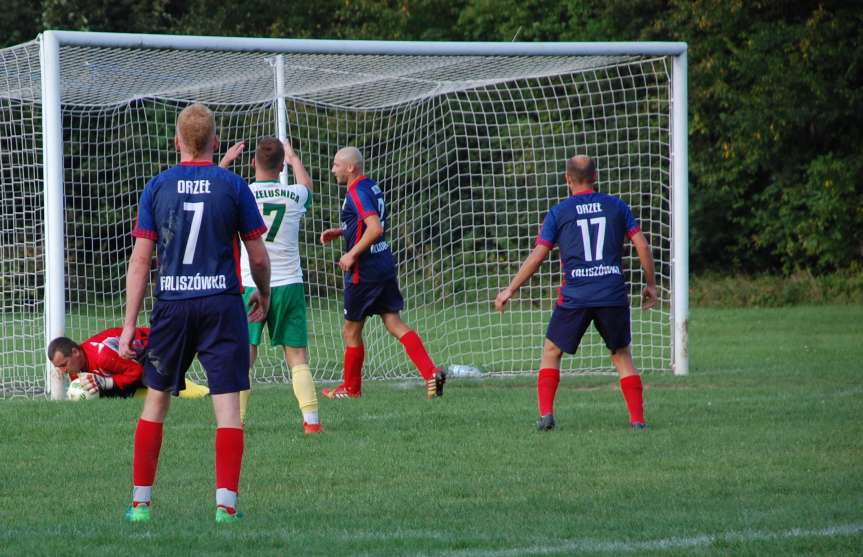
[0,33,686,398]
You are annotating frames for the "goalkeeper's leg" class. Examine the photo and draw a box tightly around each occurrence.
[178,378,210,399]
[138,380,211,399]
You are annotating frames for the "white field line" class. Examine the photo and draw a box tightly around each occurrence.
[2,523,860,555]
[429,523,863,557]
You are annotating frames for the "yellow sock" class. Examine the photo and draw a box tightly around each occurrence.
[291,364,318,414]
[178,378,210,399]
[239,389,251,423]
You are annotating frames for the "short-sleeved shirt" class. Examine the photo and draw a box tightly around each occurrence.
[132,162,266,300]
[537,190,640,308]
[340,176,396,285]
[240,180,311,288]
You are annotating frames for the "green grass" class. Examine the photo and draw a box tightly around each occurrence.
[5,299,670,395]
[1,305,862,556]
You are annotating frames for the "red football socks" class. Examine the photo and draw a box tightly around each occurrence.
[399,330,436,380]
[344,345,365,393]
[133,418,163,488]
[620,374,645,424]
[537,368,560,416]
[215,427,244,493]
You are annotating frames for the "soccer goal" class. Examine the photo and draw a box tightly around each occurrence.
[0,31,688,399]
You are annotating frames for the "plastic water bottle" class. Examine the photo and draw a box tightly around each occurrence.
[446,364,483,377]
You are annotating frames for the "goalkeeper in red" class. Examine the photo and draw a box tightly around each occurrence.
[47,328,209,399]
[119,103,271,524]
[320,147,446,400]
[495,155,657,431]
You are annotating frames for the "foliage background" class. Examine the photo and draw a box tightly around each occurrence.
[3,0,859,276]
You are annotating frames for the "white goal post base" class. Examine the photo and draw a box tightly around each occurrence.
[0,32,687,399]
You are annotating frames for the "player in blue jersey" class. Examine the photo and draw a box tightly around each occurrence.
[319,147,446,400]
[118,103,272,524]
[495,155,657,431]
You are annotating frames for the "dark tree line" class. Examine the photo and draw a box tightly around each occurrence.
[2,0,861,274]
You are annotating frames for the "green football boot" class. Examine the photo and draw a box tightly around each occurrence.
[124,504,151,523]
[215,506,244,524]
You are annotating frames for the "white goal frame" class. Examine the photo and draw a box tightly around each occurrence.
[38,31,689,399]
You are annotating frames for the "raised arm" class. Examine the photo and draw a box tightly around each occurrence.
[630,231,657,309]
[219,141,245,170]
[495,244,551,313]
[284,140,313,192]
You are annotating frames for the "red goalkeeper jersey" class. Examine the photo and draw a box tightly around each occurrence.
[69,327,150,391]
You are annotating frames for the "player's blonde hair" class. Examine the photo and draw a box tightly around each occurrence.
[176,103,216,157]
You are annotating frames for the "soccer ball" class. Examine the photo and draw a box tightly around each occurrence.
[67,378,99,401]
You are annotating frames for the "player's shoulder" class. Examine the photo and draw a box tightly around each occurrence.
[543,196,570,220]
[84,327,120,344]
[598,191,632,212]
[570,190,629,210]
[153,163,242,183]
[356,177,380,193]
[346,178,374,203]
[286,182,310,195]
[247,179,274,193]
[208,165,248,189]
[145,166,175,190]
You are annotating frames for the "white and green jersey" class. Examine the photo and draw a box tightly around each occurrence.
[240,180,311,287]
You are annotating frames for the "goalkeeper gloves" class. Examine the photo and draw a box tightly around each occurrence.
[79,372,114,394]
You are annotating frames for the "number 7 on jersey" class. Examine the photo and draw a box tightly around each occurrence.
[182,202,204,264]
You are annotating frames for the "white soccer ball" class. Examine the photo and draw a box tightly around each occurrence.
[67,378,99,401]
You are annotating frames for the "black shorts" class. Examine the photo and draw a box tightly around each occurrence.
[143,293,250,395]
[343,277,405,322]
[545,305,631,354]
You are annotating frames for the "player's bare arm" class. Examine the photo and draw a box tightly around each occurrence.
[630,231,658,309]
[243,236,271,322]
[495,244,551,313]
[218,141,245,169]
[320,228,343,244]
[283,140,314,192]
[119,238,155,359]
[338,214,383,272]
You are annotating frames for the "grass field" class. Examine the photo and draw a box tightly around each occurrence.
[1,305,862,556]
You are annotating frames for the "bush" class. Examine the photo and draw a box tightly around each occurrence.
[691,271,863,307]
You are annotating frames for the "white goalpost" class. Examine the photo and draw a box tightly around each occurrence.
[0,31,688,399]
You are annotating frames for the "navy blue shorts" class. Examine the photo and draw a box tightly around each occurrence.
[545,305,631,354]
[143,293,250,395]
[343,277,405,322]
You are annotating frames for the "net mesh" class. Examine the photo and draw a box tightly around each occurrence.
[0,39,673,397]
